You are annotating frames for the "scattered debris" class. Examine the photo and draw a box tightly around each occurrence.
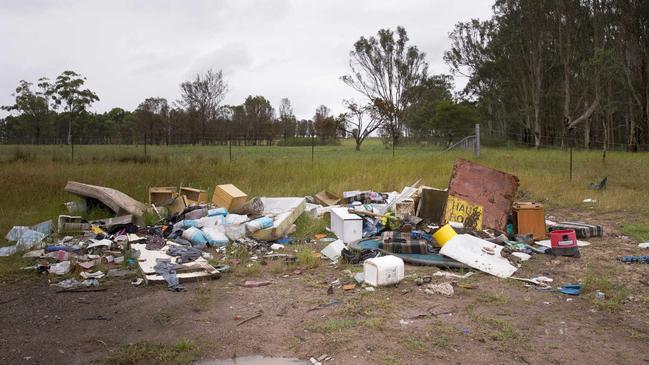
[242,280,271,288]
[320,239,345,261]
[236,312,262,326]
[548,222,603,238]
[433,271,474,280]
[425,282,454,297]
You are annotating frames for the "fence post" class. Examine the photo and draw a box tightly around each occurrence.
[71,136,74,162]
[475,123,481,158]
[229,135,232,162]
[144,132,147,159]
[311,134,315,162]
[569,146,573,182]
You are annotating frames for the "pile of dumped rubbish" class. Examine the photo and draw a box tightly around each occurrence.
[1,158,612,294]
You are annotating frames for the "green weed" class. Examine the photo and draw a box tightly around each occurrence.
[106,340,196,365]
[582,265,629,312]
[477,290,509,305]
[621,223,649,242]
[296,247,320,269]
[193,284,212,311]
[305,319,358,333]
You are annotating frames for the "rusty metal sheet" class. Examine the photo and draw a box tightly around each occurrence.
[444,159,519,231]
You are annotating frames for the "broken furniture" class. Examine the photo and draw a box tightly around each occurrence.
[65,181,148,217]
[513,202,546,240]
[131,243,220,284]
[416,187,447,223]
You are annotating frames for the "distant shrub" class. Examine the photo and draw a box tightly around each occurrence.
[10,148,36,162]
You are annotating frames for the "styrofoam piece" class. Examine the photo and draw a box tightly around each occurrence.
[252,197,306,241]
[363,255,405,287]
[439,234,518,278]
[48,261,71,275]
[330,207,362,244]
[87,239,112,249]
[512,252,531,261]
[320,239,346,261]
[305,203,324,218]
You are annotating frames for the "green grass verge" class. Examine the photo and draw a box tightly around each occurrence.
[106,340,196,365]
[621,223,649,242]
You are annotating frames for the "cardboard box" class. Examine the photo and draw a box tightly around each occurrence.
[513,202,546,240]
[314,190,341,206]
[180,187,208,204]
[149,187,178,206]
[330,207,363,244]
[166,195,189,216]
[212,184,248,211]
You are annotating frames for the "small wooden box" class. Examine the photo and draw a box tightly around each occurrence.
[149,187,178,206]
[513,202,546,240]
[212,184,248,211]
[180,187,208,204]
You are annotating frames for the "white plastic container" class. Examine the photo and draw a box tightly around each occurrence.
[363,255,405,287]
[330,207,362,244]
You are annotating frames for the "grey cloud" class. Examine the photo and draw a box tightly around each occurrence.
[0,0,493,119]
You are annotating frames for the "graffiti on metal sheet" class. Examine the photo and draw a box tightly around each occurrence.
[443,195,483,230]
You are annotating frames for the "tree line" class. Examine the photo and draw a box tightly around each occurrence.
[29,3,649,150]
[0,69,351,146]
[446,0,649,151]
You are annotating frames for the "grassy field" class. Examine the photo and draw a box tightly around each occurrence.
[2,139,649,364]
[0,139,648,240]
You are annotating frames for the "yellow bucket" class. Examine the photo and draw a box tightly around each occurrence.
[433,224,458,246]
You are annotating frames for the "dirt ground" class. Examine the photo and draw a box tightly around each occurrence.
[2,209,649,365]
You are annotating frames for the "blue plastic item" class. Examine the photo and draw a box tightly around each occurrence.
[410,230,432,241]
[208,208,228,217]
[46,245,69,252]
[621,255,649,264]
[182,227,208,247]
[181,219,201,228]
[558,283,581,296]
[276,237,293,244]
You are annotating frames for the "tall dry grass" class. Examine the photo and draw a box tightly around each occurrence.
[0,139,647,238]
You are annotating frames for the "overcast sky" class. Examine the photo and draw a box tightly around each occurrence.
[0,0,493,120]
